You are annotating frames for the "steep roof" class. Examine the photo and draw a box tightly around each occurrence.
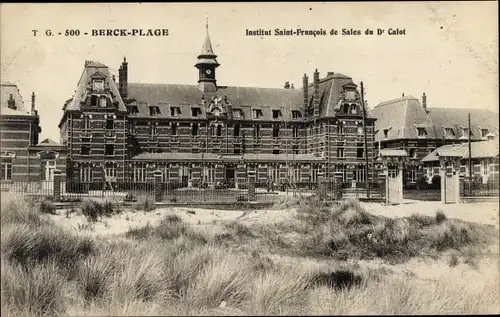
[426,107,499,141]
[421,140,499,162]
[308,72,372,119]
[0,82,33,116]
[36,138,62,147]
[63,61,127,112]
[127,83,304,121]
[370,96,436,141]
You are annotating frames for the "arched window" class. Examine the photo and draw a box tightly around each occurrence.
[216,124,222,137]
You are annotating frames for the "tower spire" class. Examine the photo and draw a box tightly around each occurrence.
[195,20,220,93]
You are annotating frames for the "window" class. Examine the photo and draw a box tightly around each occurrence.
[292,110,302,119]
[350,105,358,114]
[345,90,356,100]
[273,149,280,154]
[253,109,263,119]
[234,124,240,137]
[433,167,439,175]
[356,143,364,158]
[232,109,242,119]
[272,110,282,119]
[417,127,427,137]
[310,167,319,183]
[268,166,280,181]
[233,146,241,155]
[408,169,417,183]
[100,97,107,108]
[292,145,299,154]
[170,107,181,116]
[209,125,215,136]
[133,166,146,182]
[80,167,93,182]
[150,106,161,116]
[162,167,170,182]
[254,125,261,139]
[191,107,202,117]
[216,125,222,137]
[90,95,98,107]
[383,129,389,138]
[83,115,91,129]
[292,126,299,138]
[105,144,114,156]
[272,126,279,138]
[444,128,455,138]
[203,166,215,183]
[357,124,364,135]
[128,105,139,114]
[81,145,90,156]
[104,164,116,179]
[192,123,199,136]
[128,123,136,134]
[354,167,365,183]
[288,167,301,183]
[150,124,157,136]
[337,123,344,134]
[106,116,114,129]
[409,148,417,158]
[81,137,91,144]
[171,122,178,135]
[93,80,104,91]
[337,147,344,158]
[7,94,15,109]
[481,128,489,138]
[1,158,12,181]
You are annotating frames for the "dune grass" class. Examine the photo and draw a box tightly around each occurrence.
[1,194,498,316]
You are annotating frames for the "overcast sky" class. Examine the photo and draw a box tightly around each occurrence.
[1,2,498,142]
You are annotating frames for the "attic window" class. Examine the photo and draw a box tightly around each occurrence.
[232,109,242,119]
[128,105,139,114]
[191,107,202,117]
[481,128,489,138]
[253,109,263,119]
[383,129,389,138]
[345,90,356,101]
[170,106,181,117]
[150,106,161,116]
[7,94,16,109]
[292,110,302,119]
[417,127,427,137]
[90,95,98,107]
[350,104,358,114]
[93,80,104,91]
[461,127,471,138]
[272,110,282,119]
[444,128,455,138]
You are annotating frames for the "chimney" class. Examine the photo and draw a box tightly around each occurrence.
[7,94,16,110]
[118,65,123,97]
[31,92,36,114]
[327,71,334,77]
[302,74,309,118]
[291,84,295,89]
[422,92,427,111]
[402,92,405,97]
[122,57,128,99]
[313,69,320,118]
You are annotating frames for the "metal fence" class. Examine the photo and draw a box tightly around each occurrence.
[461,180,500,197]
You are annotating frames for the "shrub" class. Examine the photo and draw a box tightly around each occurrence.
[431,175,441,189]
[435,210,447,224]
[38,199,56,215]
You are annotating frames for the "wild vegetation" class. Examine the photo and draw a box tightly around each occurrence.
[1,194,498,316]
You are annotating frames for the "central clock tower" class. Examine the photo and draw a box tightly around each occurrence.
[195,22,220,93]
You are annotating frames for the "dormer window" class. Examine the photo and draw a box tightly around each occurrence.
[272,110,282,119]
[444,127,455,138]
[461,127,471,138]
[90,95,98,107]
[191,107,202,117]
[7,94,16,109]
[128,105,139,114]
[357,123,364,135]
[253,109,263,119]
[170,106,181,117]
[350,105,358,114]
[383,129,389,138]
[150,106,161,116]
[292,110,302,119]
[345,90,356,101]
[417,127,427,137]
[100,96,107,108]
[93,79,104,91]
[233,109,242,119]
[481,128,489,138]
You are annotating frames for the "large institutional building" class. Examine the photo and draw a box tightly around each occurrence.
[56,26,376,188]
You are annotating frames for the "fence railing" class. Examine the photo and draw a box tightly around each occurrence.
[461,180,499,197]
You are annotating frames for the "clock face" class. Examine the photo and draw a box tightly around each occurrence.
[205,69,212,75]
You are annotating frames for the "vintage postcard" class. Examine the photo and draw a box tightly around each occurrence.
[0,2,498,316]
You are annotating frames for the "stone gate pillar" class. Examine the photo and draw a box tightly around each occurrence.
[154,169,163,203]
[53,169,62,202]
[247,169,256,202]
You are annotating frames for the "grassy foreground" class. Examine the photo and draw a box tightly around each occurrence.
[1,195,499,316]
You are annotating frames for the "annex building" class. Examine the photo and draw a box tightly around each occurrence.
[57,25,377,188]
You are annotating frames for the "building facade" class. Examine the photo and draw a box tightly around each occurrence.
[58,26,377,188]
[0,82,67,185]
[370,93,499,187]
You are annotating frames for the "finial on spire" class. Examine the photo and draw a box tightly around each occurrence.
[206,17,208,29]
